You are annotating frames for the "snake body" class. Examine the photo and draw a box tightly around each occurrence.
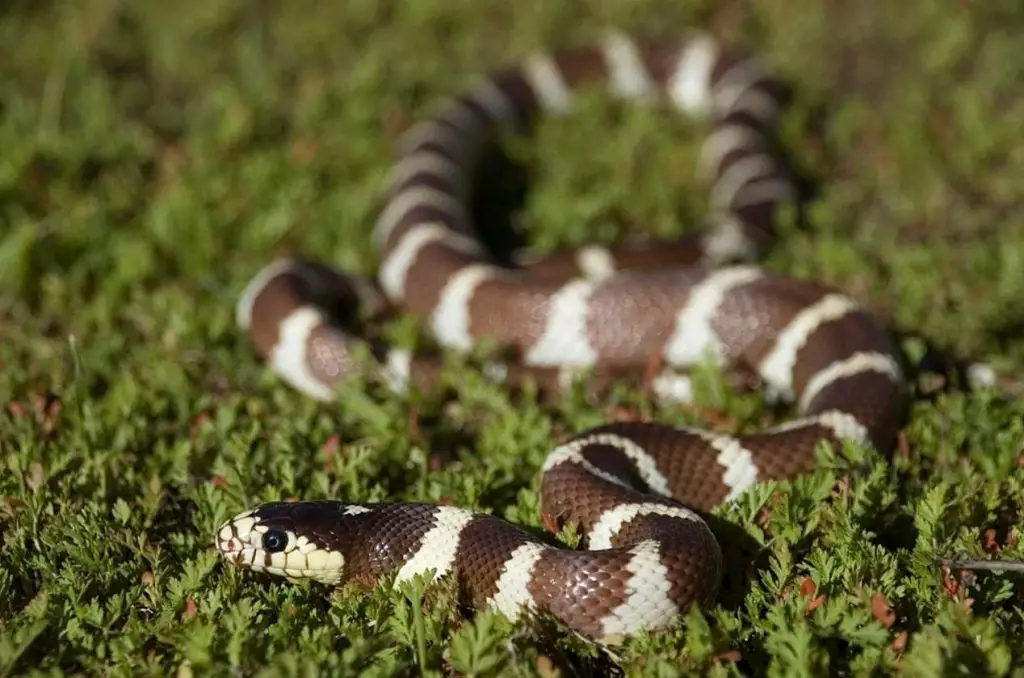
[215,31,908,643]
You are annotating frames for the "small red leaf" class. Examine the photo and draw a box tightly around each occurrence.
[805,594,827,615]
[871,592,896,628]
[181,597,199,622]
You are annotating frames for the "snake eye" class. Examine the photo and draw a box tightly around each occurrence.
[262,529,289,553]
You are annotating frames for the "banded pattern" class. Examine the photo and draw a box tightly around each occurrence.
[219,31,908,642]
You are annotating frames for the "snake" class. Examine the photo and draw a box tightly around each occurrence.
[213,30,910,644]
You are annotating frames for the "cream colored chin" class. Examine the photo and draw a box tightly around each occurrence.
[233,547,347,586]
[297,548,346,585]
[292,568,345,585]
[258,564,345,586]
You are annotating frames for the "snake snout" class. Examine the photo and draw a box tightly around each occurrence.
[214,522,243,559]
[214,509,263,565]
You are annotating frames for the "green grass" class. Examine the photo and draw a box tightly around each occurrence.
[3,0,1024,675]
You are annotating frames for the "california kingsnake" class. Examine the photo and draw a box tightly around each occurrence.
[214,31,909,643]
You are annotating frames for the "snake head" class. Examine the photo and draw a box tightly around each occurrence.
[214,502,348,585]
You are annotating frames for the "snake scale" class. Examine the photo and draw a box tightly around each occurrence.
[214,31,910,643]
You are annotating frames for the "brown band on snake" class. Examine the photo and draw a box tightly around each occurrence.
[221,31,908,643]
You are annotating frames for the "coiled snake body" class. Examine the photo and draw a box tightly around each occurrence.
[215,31,908,643]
